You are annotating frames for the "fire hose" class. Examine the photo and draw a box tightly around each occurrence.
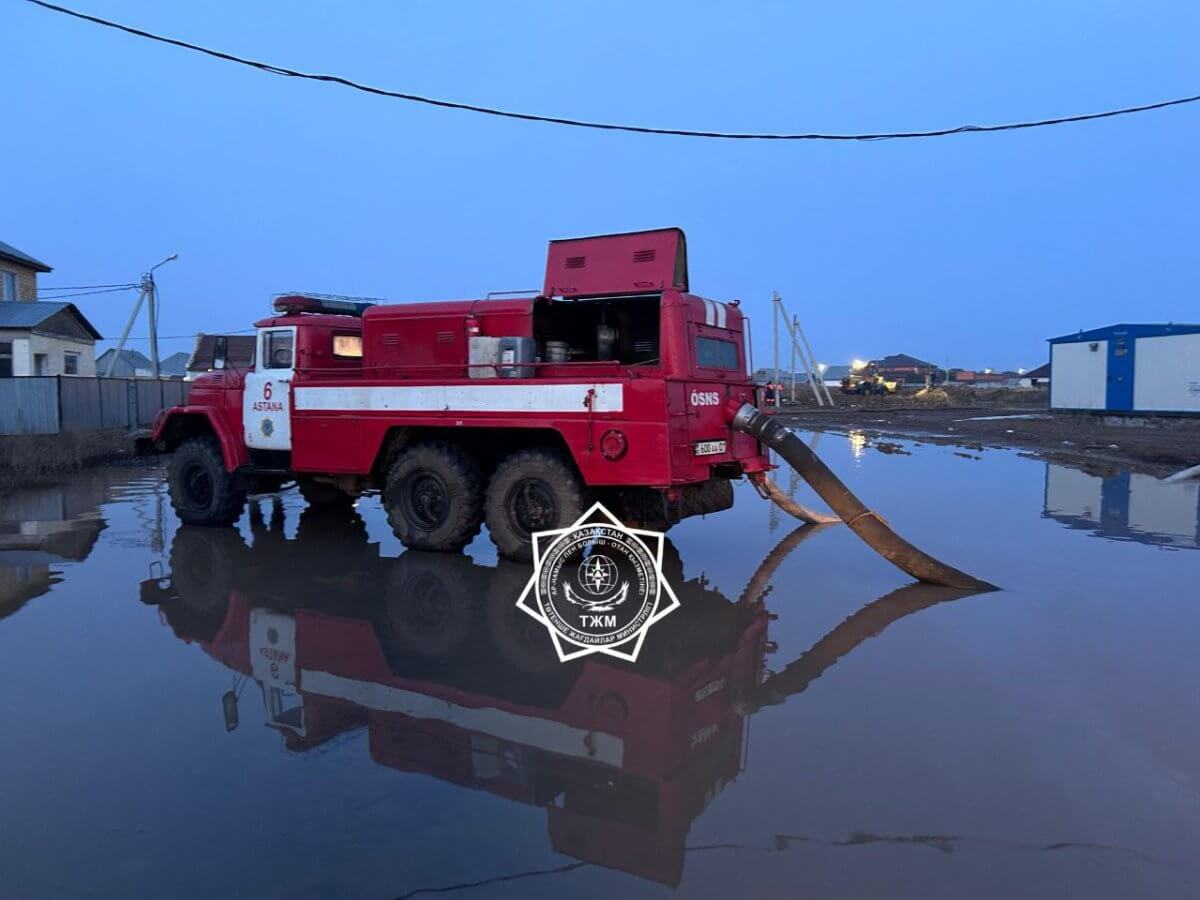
[729,402,995,591]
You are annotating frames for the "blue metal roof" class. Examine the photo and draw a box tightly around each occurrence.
[0,240,52,272]
[96,348,153,369]
[0,301,102,338]
[1047,323,1200,344]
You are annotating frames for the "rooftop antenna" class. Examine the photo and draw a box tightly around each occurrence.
[105,254,178,378]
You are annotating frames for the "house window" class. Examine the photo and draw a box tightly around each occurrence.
[1,271,16,301]
[34,353,48,376]
[0,342,12,377]
[64,352,79,375]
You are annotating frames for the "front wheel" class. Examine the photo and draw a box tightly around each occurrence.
[485,448,587,562]
[168,436,246,526]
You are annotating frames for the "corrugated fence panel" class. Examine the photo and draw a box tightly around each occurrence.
[95,378,128,428]
[0,378,61,434]
[135,380,164,425]
[2,377,194,434]
[60,377,103,431]
[162,380,185,409]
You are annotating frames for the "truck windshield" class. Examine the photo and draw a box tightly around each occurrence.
[695,336,739,370]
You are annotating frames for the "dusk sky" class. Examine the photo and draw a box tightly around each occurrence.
[7,1,1198,371]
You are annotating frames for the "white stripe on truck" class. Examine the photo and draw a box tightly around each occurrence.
[701,298,727,328]
[294,383,624,414]
[301,669,624,765]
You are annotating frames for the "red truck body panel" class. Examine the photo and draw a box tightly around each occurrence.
[544,228,688,298]
[152,229,770,498]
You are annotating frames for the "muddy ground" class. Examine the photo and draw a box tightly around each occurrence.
[775,387,1200,476]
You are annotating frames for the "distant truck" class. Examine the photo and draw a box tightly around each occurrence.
[145,229,771,560]
[840,365,900,396]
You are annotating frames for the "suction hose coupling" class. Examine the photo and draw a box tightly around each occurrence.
[729,403,995,590]
[731,402,787,448]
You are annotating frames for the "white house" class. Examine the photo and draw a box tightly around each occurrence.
[0,301,102,377]
[0,240,103,377]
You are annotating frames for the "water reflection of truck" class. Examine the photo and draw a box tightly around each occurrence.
[139,505,983,888]
[141,504,766,886]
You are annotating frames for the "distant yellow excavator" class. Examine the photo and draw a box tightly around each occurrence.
[840,363,901,395]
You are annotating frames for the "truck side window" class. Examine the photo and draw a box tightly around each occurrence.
[695,336,739,370]
[332,333,363,359]
[263,331,294,369]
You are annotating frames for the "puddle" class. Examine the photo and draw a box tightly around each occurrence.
[1,439,1198,898]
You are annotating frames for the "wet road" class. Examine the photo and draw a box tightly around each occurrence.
[1,434,1198,898]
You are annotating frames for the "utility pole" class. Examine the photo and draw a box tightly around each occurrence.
[772,292,780,407]
[794,316,834,406]
[144,271,159,379]
[105,254,177,378]
[774,294,826,406]
[789,315,798,403]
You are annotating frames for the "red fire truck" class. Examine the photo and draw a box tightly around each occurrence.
[148,228,768,559]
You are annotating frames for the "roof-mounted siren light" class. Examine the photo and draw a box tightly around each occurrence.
[272,293,375,317]
[543,227,689,299]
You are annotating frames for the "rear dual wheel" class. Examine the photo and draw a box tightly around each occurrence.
[382,443,587,561]
[384,442,484,552]
[485,449,587,562]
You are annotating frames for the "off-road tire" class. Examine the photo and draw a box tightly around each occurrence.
[159,526,247,641]
[384,441,484,552]
[169,527,246,614]
[485,448,587,562]
[297,476,352,508]
[168,436,246,526]
[382,551,477,658]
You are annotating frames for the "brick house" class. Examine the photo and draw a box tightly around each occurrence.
[0,240,102,377]
[871,353,940,385]
[0,239,48,302]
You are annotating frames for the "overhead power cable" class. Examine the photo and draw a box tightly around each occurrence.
[36,285,139,300]
[39,282,139,291]
[98,329,256,342]
[25,0,1200,142]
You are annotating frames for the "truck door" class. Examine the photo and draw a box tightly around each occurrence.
[243,326,296,451]
[250,609,305,735]
[685,325,743,460]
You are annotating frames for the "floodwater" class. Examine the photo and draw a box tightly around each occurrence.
[1,433,1198,899]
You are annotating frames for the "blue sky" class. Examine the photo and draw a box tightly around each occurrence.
[6,0,1198,370]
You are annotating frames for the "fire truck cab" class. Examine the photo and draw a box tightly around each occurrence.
[151,229,769,559]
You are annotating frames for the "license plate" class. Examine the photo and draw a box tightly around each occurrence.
[694,440,727,456]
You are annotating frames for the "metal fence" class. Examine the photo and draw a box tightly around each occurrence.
[0,377,191,435]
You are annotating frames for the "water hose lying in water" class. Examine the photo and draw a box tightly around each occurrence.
[755,476,841,525]
[730,402,996,591]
